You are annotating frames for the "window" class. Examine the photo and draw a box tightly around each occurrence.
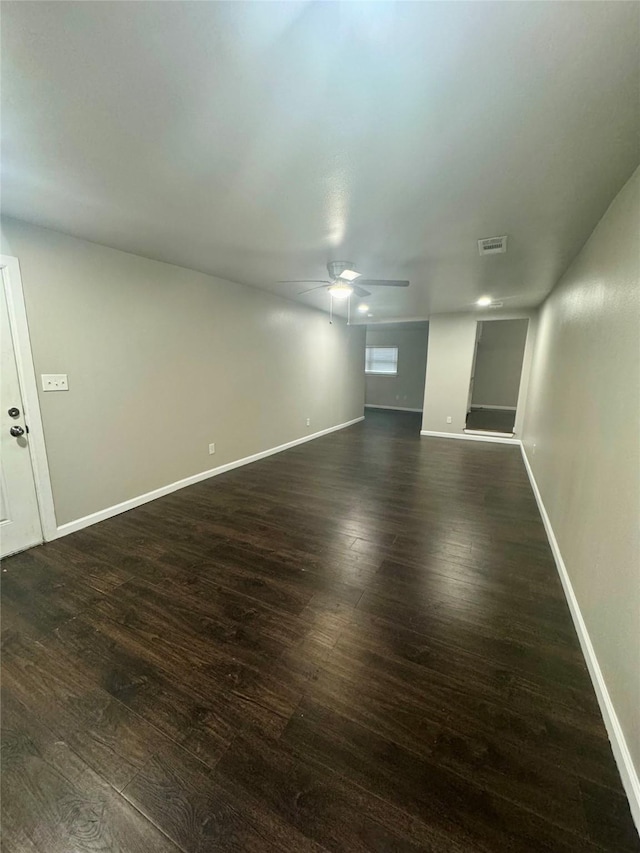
[365,346,398,375]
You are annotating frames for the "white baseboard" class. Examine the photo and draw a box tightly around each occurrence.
[54,416,365,538]
[470,404,517,411]
[365,404,423,413]
[420,429,520,446]
[464,429,515,439]
[520,444,640,833]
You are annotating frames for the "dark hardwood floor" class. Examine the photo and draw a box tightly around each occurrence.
[1,410,637,852]
[466,408,516,434]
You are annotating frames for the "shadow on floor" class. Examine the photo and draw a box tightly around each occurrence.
[466,407,516,433]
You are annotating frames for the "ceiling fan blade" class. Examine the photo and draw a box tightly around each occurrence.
[277,280,331,284]
[353,285,371,298]
[297,285,329,296]
[356,279,410,287]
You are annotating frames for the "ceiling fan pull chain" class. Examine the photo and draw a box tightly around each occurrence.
[329,294,333,325]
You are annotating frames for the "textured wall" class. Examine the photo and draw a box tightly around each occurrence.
[365,325,428,410]
[422,311,537,437]
[523,168,640,776]
[1,218,365,525]
[472,319,529,408]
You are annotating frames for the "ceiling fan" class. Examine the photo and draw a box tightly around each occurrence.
[279,261,410,299]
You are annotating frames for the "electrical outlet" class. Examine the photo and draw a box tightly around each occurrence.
[306,418,311,427]
[41,373,68,391]
[446,416,452,424]
[209,443,216,455]
[532,444,536,456]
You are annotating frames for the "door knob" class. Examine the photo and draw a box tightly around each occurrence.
[9,426,25,437]
[8,407,20,418]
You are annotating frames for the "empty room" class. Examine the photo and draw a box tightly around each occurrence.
[1,2,639,851]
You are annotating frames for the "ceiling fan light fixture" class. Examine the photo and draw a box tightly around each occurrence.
[476,295,492,307]
[338,269,361,281]
[357,303,369,313]
[328,283,354,299]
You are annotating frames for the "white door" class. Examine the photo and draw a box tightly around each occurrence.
[0,276,42,557]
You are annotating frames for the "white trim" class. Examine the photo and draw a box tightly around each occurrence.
[365,405,423,413]
[420,429,520,445]
[464,429,515,438]
[1,255,58,541]
[520,443,640,833]
[470,404,517,411]
[55,416,365,538]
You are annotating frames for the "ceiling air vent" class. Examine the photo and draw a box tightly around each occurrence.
[478,235,508,256]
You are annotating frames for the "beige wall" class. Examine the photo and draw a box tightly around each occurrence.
[365,324,428,411]
[472,319,528,408]
[421,310,537,437]
[522,168,640,777]
[1,218,365,526]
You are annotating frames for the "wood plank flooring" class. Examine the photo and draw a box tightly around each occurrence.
[466,408,516,433]
[2,410,638,852]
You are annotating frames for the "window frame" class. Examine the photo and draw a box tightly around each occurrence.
[365,345,399,376]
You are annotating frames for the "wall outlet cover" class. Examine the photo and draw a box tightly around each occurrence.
[41,374,68,391]
[446,416,452,424]
[209,443,216,455]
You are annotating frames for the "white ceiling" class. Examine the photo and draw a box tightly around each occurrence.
[2,2,638,320]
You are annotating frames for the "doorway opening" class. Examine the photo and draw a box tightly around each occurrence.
[465,318,528,436]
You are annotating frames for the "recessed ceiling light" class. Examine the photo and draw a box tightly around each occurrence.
[338,269,361,281]
[476,296,492,307]
[328,283,353,299]
[357,303,369,313]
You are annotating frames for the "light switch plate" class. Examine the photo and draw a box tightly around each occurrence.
[42,374,68,391]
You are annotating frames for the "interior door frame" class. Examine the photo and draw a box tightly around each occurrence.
[466,316,530,434]
[466,321,483,415]
[1,254,57,542]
